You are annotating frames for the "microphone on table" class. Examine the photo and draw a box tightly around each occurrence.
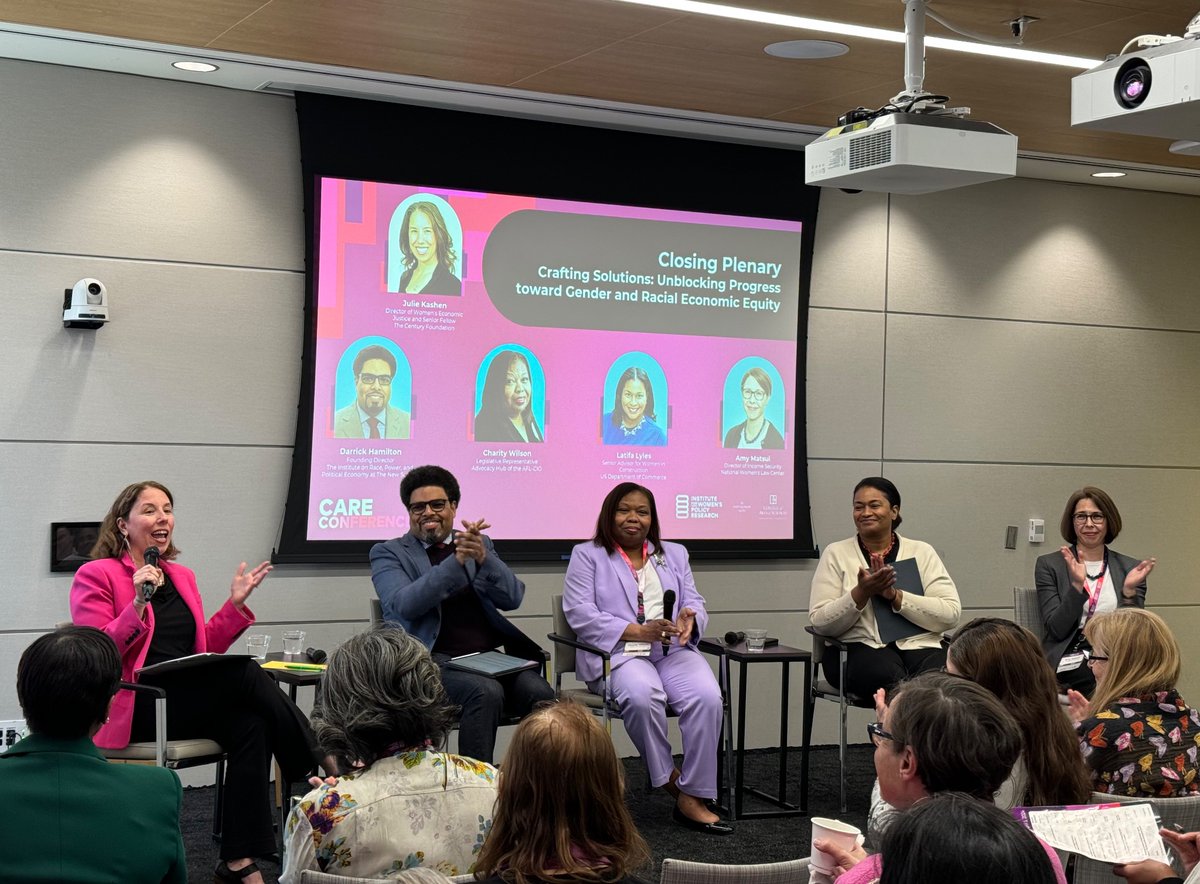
[141,547,160,601]
[724,630,746,646]
[662,589,676,656]
[305,648,327,664]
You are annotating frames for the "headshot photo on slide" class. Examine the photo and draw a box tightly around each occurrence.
[332,337,413,440]
[601,354,668,447]
[722,358,785,450]
[386,193,464,296]
[473,345,546,444]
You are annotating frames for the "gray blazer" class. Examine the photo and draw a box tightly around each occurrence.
[1034,547,1146,668]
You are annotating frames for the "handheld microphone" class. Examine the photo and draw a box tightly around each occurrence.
[141,547,160,601]
[724,630,746,646]
[662,589,676,656]
[305,647,328,665]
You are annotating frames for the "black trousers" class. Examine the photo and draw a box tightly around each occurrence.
[435,656,556,764]
[821,642,946,701]
[131,657,321,860]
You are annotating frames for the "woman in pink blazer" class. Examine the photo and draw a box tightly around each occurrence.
[563,483,731,835]
[71,481,325,884]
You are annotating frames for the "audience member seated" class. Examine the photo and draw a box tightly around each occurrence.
[71,481,327,884]
[474,701,653,884]
[809,477,960,699]
[816,671,1067,884]
[869,617,1092,838]
[1034,486,1154,696]
[1112,828,1200,884]
[563,482,730,834]
[281,627,498,883]
[1068,608,1199,797]
[2,625,186,883]
[877,792,1058,884]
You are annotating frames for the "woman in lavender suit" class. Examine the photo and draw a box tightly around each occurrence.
[563,483,731,835]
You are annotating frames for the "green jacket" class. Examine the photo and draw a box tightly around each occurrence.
[0,733,186,883]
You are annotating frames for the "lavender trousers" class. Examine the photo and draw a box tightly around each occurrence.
[590,644,722,799]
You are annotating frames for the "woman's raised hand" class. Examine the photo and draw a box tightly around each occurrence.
[230,560,272,607]
[1059,545,1088,592]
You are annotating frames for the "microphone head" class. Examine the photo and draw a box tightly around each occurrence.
[724,630,746,646]
[144,546,160,566]
[305,647,327,664]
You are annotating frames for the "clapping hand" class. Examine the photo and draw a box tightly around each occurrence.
[1059,545,1088,592]
[1123,558,1156,596]
[454,518,490,565]
[1066,689,1091,724]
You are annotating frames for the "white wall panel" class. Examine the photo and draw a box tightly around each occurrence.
[0,253,303,445]
[0,59,302,270]
[883,314,1200,466]
[888,178,1200,331]
[808,190,888,311]
[807,308,885,460]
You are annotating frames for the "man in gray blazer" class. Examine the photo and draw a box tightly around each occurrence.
[334,344,411,439]
[369,465,553,763]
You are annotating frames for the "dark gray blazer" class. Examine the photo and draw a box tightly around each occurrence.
[1034,547,1146,668]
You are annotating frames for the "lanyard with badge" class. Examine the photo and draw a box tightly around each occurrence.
[1057,547,1109,673]
[618,543,654,657]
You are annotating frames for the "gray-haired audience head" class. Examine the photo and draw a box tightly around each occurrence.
[879,793,1057,884]
[18,625,121,740]
[883,670,1022,802]
[313,626,456,770]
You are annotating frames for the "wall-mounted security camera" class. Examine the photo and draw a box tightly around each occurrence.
[63,278,109,329]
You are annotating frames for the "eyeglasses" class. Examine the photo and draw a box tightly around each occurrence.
[867,721,895,747]
[359,373,393,387]
[742,388,767,402]
[1086,652,1109,667]
[1073,512,1106,525]
[408,498,450,516]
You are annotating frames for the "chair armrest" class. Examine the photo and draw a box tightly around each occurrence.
[118,681,166,699]
[804,625,849,652]
[547,633,611,661]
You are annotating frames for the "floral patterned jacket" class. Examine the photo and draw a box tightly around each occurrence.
[281,749,498,883]
[1078,689,1200,797]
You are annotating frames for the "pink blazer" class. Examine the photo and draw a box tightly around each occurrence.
[69,554,254,749]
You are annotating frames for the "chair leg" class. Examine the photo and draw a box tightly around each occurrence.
[212,757,226,843]
[838,649,848,813]
[801,691,815,813]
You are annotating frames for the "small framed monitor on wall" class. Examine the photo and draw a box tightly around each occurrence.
[50,521,100,572]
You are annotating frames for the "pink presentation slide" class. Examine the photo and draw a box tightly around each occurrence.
[307,177,803,543]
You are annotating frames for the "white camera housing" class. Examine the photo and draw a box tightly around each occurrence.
[63,278,109,329]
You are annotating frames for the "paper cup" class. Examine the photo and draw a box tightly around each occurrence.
[811,816,864,874]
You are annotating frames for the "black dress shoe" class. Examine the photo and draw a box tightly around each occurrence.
[672,805,734,835]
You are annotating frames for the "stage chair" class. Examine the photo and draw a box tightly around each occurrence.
[659,856,811,884]
[102,681,228,841]
[800,625,873,813]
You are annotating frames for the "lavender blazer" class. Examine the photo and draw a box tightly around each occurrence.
[562,540,709,684]
[70,554,254,749]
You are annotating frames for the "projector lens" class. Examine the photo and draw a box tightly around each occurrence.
[1115,59,1152,109]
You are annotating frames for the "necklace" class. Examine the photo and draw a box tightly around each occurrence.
[743,418,767,444]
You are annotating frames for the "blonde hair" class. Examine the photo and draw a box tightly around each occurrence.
[1085,608,1180,713]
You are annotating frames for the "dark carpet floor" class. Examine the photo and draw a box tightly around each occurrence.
[183,744,877,883]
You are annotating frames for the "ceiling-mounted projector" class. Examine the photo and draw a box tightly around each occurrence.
[1072,37,1200,140]
[803,0,1017,195]
[805,113,1017,195]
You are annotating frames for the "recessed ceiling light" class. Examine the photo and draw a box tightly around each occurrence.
[172,61,219,73]
[1090,171,1126,178]
[611,0,1101,68]
[765,40,849,60]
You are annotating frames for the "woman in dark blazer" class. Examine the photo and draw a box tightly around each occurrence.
[473,349,543,443]
[1034,486,1155,695]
